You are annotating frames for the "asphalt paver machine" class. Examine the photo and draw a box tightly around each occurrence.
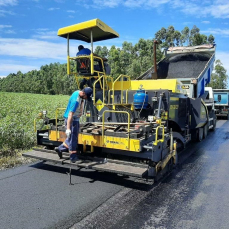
[23,19,216,180]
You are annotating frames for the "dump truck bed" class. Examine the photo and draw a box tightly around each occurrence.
[156,53,210,79]
[137,44,215,98]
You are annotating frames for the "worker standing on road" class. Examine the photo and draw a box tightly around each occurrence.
[55,87,92,162]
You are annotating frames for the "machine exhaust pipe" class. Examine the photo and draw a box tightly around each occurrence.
[143,145,153,150]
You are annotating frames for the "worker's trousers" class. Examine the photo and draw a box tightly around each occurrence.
[58,118,80,152]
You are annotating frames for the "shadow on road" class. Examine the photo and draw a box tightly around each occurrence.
[30,162,155,190]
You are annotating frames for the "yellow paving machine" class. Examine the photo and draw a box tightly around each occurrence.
[23,19,216,179]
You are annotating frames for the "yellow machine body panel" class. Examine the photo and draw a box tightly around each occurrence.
[103,136,140,152]
[78,133,141,152]
[108,79,185,93]
[49,130,66,142]
[78,133,102,147]
[57,18,119,42]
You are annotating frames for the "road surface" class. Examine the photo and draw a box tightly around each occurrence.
[1,120,229,229]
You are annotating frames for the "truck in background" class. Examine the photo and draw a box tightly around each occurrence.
[213,89,229,120]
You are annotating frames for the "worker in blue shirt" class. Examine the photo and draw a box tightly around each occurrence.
[76,45,91,56]
[55,87,92,163]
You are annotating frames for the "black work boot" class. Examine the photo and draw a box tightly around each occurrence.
[55,147,63,159]
[70,153,79,163]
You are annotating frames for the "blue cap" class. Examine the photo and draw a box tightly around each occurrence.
[82,87,92,101]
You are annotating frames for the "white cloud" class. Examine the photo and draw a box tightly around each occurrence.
[77,0,229,18]
[0,63,39,73]
[0,10,15,17]
[0,25,15,34]
[0,25,12,29]
[171,0,229,18]
[123,0,142,8]
[67,10,75,13]
[182,21,194,25]
[0,0,17,6]
[91,0,170,8]
[205,3,229,18]
[202,28,229,36]
[32,30,58,40]
[48,7,60,11]
[4,29,15,34]
[35,28,49,31]
[201,21,210,24]
[0,38,67,60]
[93,0,121,8]
[0,75,6,78]
[145,0,171,7]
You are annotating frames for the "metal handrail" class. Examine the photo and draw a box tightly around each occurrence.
[102,110,130,150]
[34,118,40,132]
[104,76,113,104]
[112,74,131,106]
[153,124,165,146]
[93,74,103,105]
[93,75,113,106]
[34,112,46,132]
[108,89,111,104]
[126,89,129,104]
[69,55,106,76]
[55,108,66,140]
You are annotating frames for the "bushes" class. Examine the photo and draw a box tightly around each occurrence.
[0,92,69,158]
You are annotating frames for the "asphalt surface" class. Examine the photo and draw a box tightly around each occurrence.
[1,120,229,229]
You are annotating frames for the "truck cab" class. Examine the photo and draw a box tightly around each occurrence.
[213,89,229,120]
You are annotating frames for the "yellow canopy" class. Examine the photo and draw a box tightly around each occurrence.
[57,18,119,42]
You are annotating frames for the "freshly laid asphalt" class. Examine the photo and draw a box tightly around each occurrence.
[1,120,229,229]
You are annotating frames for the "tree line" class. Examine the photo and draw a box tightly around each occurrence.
[0,25,227,94]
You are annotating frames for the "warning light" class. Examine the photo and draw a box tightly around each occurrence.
[80,62,86,68]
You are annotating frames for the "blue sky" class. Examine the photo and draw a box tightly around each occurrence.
[0,0,229,78]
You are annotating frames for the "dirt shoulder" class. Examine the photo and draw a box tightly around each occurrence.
[0,150,37,171]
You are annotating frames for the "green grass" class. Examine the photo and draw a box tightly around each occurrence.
[0,92,69,169]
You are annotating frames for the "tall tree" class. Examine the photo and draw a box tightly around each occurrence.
[94,46,109,58]
[155,25,215,48]
[208,34,215,44]
[190,25,200,45]
[181,26,190,46]
[208,60,228,89]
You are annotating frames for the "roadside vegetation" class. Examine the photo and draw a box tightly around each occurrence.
[208,60,229,89]
[0,92,69,169]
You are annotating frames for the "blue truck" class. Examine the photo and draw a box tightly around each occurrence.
[213,89,229,120]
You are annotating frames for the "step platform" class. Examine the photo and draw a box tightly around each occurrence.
[22,149,148,178]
